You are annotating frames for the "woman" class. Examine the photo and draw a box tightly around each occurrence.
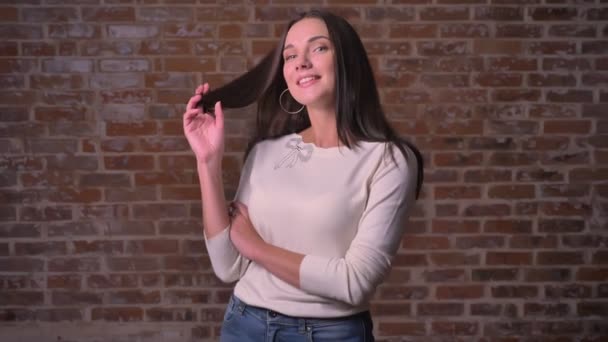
[183,10,424,342]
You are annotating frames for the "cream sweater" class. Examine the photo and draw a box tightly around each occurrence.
[205,133,418,317]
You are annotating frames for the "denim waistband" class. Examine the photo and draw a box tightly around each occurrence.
[229,294,371,329]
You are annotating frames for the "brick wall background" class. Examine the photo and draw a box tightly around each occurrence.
[0,0,607,341]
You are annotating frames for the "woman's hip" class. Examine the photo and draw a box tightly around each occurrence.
[220,294,374,342]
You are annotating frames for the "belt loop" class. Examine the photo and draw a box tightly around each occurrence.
[234,296,246,315]
[298,318,306,334]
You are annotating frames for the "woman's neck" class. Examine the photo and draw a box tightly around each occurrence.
[300,106,339,148]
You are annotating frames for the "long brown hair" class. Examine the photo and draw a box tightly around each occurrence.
[197,9,424,198]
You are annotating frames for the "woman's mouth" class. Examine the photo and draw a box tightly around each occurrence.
[297,75,320,87]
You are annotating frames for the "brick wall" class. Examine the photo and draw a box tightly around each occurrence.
[0,0,607,341]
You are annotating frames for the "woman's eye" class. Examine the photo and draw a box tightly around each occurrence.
[314,46,327,52]
[284,55,296,61]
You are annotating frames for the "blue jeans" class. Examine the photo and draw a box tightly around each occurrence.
[220,294,375,342]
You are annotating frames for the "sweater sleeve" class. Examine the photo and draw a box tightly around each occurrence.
[299,145,417,306]
[203,145,258,283]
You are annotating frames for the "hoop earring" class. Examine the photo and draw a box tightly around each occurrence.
[279,89,304,115]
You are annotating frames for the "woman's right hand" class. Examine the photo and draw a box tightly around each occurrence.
[183,83,225,167]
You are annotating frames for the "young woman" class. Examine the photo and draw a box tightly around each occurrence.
[183,10,424,342]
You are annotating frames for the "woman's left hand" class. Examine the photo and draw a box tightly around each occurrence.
[229,202,265,260]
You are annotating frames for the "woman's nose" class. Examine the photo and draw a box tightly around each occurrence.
[295,56,312,70]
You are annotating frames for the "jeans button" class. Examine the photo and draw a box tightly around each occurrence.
[269,311,277,317]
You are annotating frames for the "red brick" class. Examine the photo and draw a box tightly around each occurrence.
[47,275,81,289]
[423,169,459,183]
[432,321,479,335]
[546,284,593,298]
[125,239,178,254]
[471,303,501,316]
[35,308,82,322]
[489,57,537,71]
[48,188,102,203]
[593,251,608,264]
[73,240,123,254]
[147,307,197,322]
[524,268,570,282]
[529,73,577,87]
[19,207,72,221]
[530,7,578,20]
[542,184,589,198]
[370,302,411,317]
[463,204,510,217]
[104,155,154,170]
[549,24,596,37]
[488,185,535,199]
[378,322,426,336]
[509,235,558,249]
[22,7,78,22]
[541,202,592,216]
[430,252,480,266]
[87,274,138,289]
[496,24,542,38]
[107,257,160,272]
[402,236,450,250]
[440,23,489,38]
[378,285,429,300]
[472,268,519,282]
[0,258,44,272]
[475,73,523,87]
[528,41,576,55]
[49,257,100,272]
[0,7,17,21]
[489,152,536,166]
[0,291,44,306]
[484,321,533,336]
[547,90,593,103]
[456,236,505,249]
[164,256,211,271]
[92,307,143,321]
[0,275,41,290]
[108,290,160,304]
[389,23,437,38]
[493,89,541,102]
[165,57,216,72]
[15,242,66,256]
[487,252,532,265]
[393,253,428,266]
[165,290,211,304]
[464,169,511,183]
[432,220,479,234]
[52,291,102,305]
[418,303,464,316]
[100,139,135,153]
[492,285,538,298]
[434,152,483,167]
[420,7,468,20]
[538,252,585,265]
[436,285,484,300]
[475,6,523,20]
[434,186,481,199]
[80,7,135,21]
[140,137,190,152]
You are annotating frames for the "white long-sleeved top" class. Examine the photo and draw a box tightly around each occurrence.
[204,133,418,317]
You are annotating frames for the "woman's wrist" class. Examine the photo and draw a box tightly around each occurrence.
[196,159,222,178]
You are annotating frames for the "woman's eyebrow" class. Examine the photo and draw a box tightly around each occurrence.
[283,35,330,51]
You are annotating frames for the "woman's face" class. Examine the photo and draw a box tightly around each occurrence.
[282,18,336,110]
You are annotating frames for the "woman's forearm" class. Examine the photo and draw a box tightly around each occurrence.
[252,242,304,289]
[197,162,230,239]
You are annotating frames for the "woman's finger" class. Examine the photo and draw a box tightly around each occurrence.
[233,202,249,219]
[186,94,201,111]
[214,101,224,129]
